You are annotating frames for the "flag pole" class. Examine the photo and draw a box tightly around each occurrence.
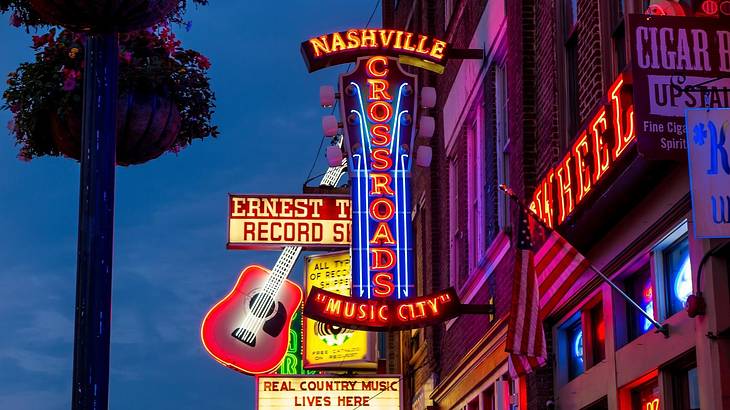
[498,184,669,337]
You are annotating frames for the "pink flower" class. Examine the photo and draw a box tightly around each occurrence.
[7,119,15,132]
[62,77,76,91]
[121,51,133,63]
[10,12,22,27]
[62,68,79,91]
[9,103,20,113]
[17,148,32,162]
[196,55,211,70]
[32,35,46,48]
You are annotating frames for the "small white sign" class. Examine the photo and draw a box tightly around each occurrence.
[686,108,730,238]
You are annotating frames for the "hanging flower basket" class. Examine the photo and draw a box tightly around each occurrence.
[0,0,208,30]
[3,27,218,165]
[50,93,182,165]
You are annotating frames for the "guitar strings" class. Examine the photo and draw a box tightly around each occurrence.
[236,136,346,344]
[245,247,298,343]
[239,247,291,341]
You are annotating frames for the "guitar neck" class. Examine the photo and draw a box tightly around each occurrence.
[263,146,348,295]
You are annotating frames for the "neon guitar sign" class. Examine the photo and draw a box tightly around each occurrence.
[201,145,348,375]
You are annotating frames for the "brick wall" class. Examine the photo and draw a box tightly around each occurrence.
[576,0,604,125]
[534,0,561,178]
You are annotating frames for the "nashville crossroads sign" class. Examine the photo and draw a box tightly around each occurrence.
[227,194,351,250]
[299,30,493,331]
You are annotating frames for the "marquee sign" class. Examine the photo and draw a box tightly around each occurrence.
[227,194,351,249]
[303,252,376,369]
[257,375,402,409]
[629,14,730,160]
[530,74,636,227]
[301,29,449,73]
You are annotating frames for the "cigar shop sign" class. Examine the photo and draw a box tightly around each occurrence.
[629,14,730,160]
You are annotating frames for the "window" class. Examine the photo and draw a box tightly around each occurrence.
[586,302,606,366]
[624,263,655,341]
[662,235,691,317]
[449,148,468,289]
[630,378,660,410]
[582,397,608,410]
[560,299,606,384]
[495,64,510,231]
[444,0,455,31]
[669,364,700,410]
[467,107,487,271]
[481,388,494,410]
[567,317,584,380]
[562,0,580,144]
[557,312,585,382]
[565,0,578,31]
[610,0,628,76]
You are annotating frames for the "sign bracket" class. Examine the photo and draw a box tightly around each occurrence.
[449,48,485,60]
[458,304,495,315]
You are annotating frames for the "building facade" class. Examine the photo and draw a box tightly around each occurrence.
[384,0,730,409]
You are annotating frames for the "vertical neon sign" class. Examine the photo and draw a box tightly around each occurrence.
[340,56,416,300]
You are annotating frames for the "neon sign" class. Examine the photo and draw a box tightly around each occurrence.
[642,281,655,333]
[301,29,449,73]
[303,287,462,331]
[531,74,636,227]
[340,56,416,301]
[278,309,319,375]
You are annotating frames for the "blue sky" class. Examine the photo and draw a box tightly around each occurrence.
[0,2,379,409]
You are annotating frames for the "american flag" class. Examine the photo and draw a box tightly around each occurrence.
[507,209,590,377]
[507,209,547,377]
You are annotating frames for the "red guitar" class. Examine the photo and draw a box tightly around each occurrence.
[200,247,303,374]
[201,145,348,375]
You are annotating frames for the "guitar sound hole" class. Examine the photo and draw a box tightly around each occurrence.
[248,293,276,319]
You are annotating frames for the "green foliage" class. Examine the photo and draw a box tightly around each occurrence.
[3,27,218,160]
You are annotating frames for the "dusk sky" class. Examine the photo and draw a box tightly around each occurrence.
[0,2,379,409]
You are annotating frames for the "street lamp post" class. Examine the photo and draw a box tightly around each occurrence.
[71,33,119,410]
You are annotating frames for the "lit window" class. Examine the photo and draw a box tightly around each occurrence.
[624,264,655,341]
[588,302,605,365]
[663,235,691,317]
[630,378,659,410]
[566,317,584,380]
